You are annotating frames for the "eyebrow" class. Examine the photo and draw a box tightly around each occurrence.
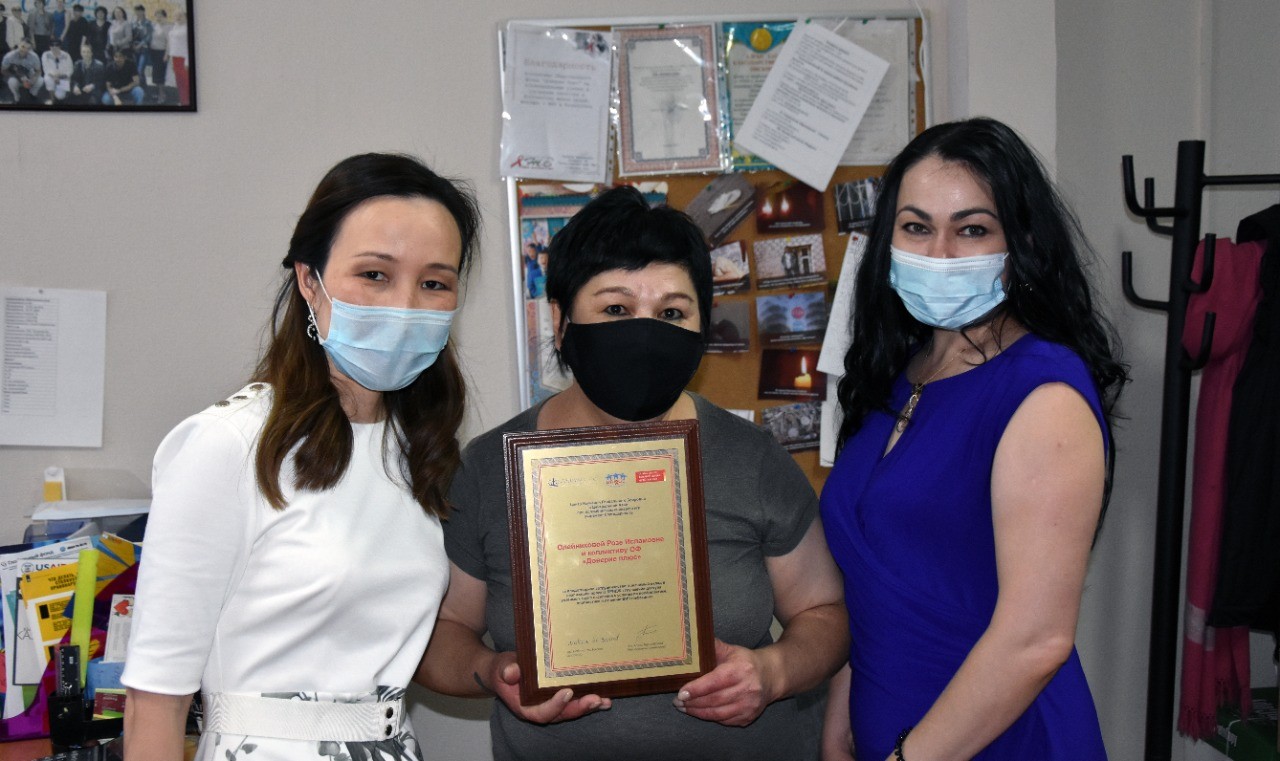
[590,285,693,302]
[352,251,395,263]
[897,205,999,222]
[351,251,460,275]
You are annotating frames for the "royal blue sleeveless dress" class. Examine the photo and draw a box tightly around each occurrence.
[820,334,1108,760]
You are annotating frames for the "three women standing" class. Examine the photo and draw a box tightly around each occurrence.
[123,116,1121,761]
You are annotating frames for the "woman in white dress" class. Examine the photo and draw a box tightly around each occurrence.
[122,153,480,761]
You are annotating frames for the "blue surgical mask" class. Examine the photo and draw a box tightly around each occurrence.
[889,247,1008,330]
[306,273,454,392]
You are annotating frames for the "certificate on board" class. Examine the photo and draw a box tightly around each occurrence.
[499,23,614,183]
[616,25,725,176]
[736,21,890,191]
[723,21,794,171]
[821,17,912,165]
[504,419,714,704]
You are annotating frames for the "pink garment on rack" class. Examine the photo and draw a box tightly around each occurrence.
[1177,237,1263,738]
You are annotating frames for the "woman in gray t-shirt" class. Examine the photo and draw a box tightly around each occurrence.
[416,186,848,761]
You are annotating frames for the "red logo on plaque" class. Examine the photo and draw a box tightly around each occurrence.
[634,469,666,483]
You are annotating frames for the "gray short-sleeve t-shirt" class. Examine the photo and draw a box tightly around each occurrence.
[444,393,822,761]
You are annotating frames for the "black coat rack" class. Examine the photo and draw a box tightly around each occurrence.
[1120,140,1280,761]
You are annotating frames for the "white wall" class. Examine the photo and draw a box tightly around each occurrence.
[0,0,973,546]
[1056,6,1203,760]
[1057,1,1279,759]
[0,0,1079,757]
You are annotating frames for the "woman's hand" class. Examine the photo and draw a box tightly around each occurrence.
[417,563,609,725]
[673,639,776,726]
[675,518,848,728]
[484,652,611,724]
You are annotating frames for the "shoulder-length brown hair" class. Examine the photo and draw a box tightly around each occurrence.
[252,153,480,518]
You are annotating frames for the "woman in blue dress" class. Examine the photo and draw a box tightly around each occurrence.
[820,118,1127,761]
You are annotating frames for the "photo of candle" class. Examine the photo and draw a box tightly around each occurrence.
[758,347,824,401]
[794,356,812,390]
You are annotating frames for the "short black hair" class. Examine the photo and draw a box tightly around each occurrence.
[545,185,712,335]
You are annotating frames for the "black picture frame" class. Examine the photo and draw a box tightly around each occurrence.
[0,0,195,112]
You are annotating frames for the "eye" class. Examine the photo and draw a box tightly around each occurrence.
[660,308,685,321]
[603,304,629,317]
[959,224,990,237]
[421,279,451,291]
[359,271,387,282]
[899,221,929,235]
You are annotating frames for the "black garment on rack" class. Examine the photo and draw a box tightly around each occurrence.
[1212,204,1280,633]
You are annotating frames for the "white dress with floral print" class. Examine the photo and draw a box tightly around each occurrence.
[122,385,448,760]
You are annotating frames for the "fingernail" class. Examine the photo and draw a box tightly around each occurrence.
[678,690,690,701]
[561,690,572,703]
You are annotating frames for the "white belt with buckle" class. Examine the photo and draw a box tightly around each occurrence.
[203,692,405,741]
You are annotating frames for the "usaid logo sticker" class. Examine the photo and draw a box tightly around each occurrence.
[605,472,627,486]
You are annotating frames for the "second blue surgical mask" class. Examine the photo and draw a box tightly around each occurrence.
[307,272,454,392]
[889,247,1008,330]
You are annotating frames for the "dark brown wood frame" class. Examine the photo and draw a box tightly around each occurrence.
[503,418,714,704]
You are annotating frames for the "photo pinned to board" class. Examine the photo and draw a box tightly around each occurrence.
[685,173,755,246]
[758,348,824,401]
[833,177,880,233]
[755,180,825,234]
[756,291,827,346]
[753,234,826,290]
[762,401,822,452]
[706,299,751,353]
[709,241,750,295]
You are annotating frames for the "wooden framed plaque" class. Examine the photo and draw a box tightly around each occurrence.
[504,419,714,704]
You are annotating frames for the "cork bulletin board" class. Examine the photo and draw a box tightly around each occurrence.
[507,14,929,494]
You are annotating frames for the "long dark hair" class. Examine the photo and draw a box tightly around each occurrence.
[836,118,1128,449]
[253,153,480,517]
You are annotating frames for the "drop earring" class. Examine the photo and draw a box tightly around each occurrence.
[305,308,319,341]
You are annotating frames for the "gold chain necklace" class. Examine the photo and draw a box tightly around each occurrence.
[895,347,962,433]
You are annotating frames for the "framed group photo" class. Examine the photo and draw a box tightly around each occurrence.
[0,0,194,112]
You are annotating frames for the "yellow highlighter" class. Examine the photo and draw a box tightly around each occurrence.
[70,548,99,687]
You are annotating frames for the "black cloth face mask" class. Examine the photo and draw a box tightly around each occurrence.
[559,318,705,422]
